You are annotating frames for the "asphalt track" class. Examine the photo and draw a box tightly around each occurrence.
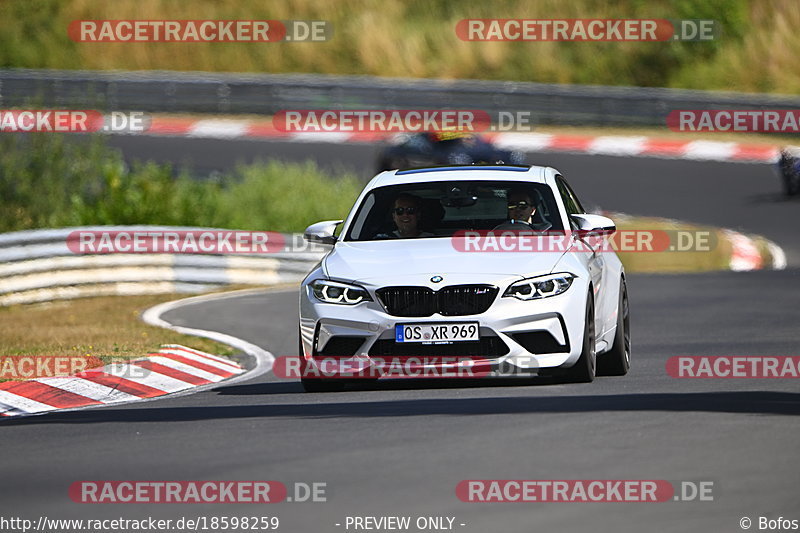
[2,135,799,533]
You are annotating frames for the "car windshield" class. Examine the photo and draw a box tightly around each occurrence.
[344,180,563,241]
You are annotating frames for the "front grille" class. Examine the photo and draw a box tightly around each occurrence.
[438,285,498,316]
[375,286,437,317]
[368,336,509,358]
[376,285,498,317]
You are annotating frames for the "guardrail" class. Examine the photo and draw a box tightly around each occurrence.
[0,226,324,306]
[3,68,800,127]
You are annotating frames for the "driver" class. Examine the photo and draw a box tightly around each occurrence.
[500,189,552,231]
[376,193,434,239]
[507,190,536,224]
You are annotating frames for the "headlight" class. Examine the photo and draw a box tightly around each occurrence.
[503,273,575,300]
[311,279,372,305]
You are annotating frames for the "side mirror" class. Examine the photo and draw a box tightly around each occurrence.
[570,214,616,236]
[304,220,343,245]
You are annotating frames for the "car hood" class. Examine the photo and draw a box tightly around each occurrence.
[324,239,569,286]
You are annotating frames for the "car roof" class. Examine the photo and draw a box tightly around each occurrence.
[367,165,552,189]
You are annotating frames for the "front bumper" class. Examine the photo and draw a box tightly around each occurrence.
[299,276,589,375]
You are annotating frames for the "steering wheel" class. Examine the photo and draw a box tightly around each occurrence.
[492,220,536,232]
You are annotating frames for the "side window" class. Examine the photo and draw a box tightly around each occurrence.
[562,178,586,213]
[556,176,585,215]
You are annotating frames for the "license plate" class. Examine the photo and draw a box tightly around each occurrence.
[395,323,479,343]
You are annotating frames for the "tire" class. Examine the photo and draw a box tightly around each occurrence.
[299,337,345,393]
[783,171,800,196]
[565,291,596,383]
[597,278,631,377]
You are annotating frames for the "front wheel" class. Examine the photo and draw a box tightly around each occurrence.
[565,292,596,383]
[597,279,631,376]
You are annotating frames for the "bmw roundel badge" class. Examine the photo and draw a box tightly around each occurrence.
[431,275,443,283]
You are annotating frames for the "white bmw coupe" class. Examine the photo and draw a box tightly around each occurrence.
[299,165,630,391]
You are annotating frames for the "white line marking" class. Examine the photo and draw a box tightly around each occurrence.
[146,355,226,382]
[682,141,737,161]
[188,120,250,139]
[0,390,57,413]
[143,288,278,385]
[587,136,647,156]
[34,377,140,403]
[105,363,195,392]
[290,131,352,143]
[161,344,243,367]
[158,348,243,373]
[493,133,555,151]
[767,241,787,270]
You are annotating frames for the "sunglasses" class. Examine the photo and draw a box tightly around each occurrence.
[393,207,418,215]
[507,201,533,209]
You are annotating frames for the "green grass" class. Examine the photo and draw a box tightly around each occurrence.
[0,133,363,233]
[1,0,798,94]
